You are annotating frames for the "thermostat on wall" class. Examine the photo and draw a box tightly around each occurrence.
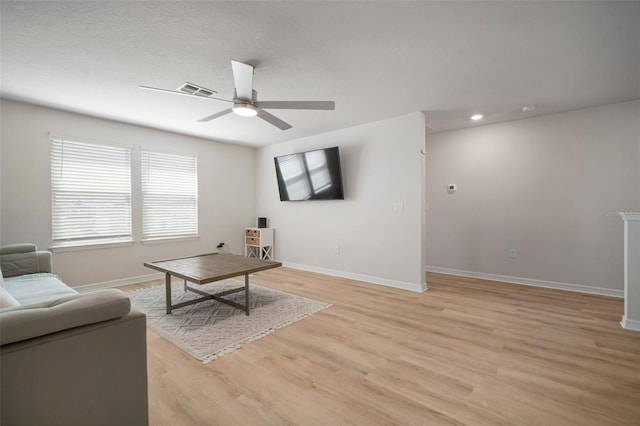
[447,183,457,193]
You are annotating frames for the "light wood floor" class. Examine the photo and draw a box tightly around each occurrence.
[120,269,640,425]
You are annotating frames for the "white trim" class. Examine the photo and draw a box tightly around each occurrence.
[620,316,640,331]
[75,272,163,292]
[139,144,199,159]
[283,262,426,293]
[425,266,623,298]
[141,235,199,244]
[50,239,134,253]
[619,212,640,221]
[49,132,134,150]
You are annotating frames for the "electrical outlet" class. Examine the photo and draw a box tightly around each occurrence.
[508,248,517,258]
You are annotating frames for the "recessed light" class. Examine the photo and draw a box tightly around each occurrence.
[522,104,537,112]
[470,114,483,121]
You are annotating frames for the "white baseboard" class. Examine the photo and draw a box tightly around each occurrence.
[425,266,623,298]
[77,265,428,294]
[75,273,163,292]
[75,266,619,300]
[620,316,640,331]
[283,262,426,293]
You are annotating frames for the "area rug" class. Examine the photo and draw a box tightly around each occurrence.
[127,280,331,363]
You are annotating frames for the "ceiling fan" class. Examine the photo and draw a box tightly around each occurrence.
[139,60,335,130]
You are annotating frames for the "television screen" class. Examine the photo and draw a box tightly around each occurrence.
[274,146,344,201]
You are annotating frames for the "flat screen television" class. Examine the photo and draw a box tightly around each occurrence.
[274,146,344,201]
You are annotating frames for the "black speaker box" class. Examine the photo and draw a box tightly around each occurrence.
[258,217,267,228]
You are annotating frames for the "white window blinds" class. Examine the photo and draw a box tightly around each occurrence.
[142,150,198,240]
[51,137,132,242]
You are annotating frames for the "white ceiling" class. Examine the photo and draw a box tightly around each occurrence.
[1,1,638,147]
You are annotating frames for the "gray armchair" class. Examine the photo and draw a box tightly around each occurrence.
[0,243,52,277]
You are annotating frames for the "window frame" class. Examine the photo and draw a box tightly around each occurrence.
[50,136,133,250]
[140,149,199,242]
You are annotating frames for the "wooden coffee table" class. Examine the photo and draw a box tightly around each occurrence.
[144,253,282,315]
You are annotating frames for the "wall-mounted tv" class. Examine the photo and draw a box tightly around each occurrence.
[274,146,344,201]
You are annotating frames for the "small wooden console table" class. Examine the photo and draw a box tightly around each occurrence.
[144,253,281,315]
[245,227,275,260]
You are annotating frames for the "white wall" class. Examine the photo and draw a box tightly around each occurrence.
[0,99,256,287]
[425,100,640,294]
[256,112,426,291]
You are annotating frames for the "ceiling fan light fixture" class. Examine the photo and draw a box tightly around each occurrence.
[232,102,258,117]
[142,60,334,130]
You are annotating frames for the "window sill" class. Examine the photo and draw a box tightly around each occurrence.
[50,238,134,253]
[141,235,199,245]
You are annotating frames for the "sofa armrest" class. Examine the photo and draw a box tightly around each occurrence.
[0,244,52,277]
[0,289,131,345]
[1,306,148,426]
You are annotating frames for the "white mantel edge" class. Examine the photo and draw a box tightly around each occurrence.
[619,212,640,221]
[620,316,640,332]
[619,212,640,332]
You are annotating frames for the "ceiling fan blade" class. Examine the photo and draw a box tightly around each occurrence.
[139,86,232,103]
[231,60,254,100]
[256,109,292,130]
[197,109,233,122]
[255,101,335,110]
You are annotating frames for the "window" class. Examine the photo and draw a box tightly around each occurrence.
[142,150,198,240]
[51,137,132,243]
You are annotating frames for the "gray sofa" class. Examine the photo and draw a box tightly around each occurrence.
[0,244,149,426]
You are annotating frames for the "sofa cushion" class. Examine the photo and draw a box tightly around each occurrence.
[3,273,78,305]
[0,287,19,309]
[0,289,132,346]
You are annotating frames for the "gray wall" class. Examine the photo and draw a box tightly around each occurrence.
[5,96,635,294]
[425,100,640,293]
[0,99,256,287]
[256,112,427,291]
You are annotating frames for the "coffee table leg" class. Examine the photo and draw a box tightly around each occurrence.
[245,273,250,316]
[165,272,172,314]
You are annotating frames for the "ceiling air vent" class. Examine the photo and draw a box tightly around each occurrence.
[177,82,217,97]
[197,89,214,97]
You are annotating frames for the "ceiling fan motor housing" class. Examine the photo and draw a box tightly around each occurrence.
[232,89,258,116]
